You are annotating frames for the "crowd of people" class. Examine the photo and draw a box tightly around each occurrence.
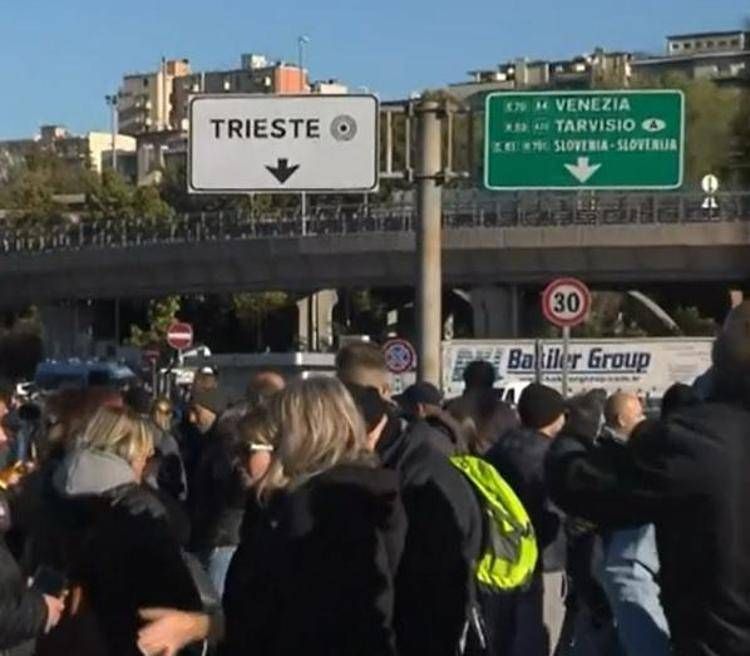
[0,301,749,655]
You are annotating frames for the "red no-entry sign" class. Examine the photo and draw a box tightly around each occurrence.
[166,322,194,351]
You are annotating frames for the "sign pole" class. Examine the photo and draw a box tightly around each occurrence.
[541,278,591,397]
[534,339,543,384]
[415,100,442,385]
[151,360,158,397]
[562,326,571,398]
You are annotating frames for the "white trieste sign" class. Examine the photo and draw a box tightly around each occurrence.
[189,94,378,193]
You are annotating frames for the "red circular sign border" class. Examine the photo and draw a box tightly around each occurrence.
[541,278,591,328]
[382,338,417,374]
[166,322,194,351]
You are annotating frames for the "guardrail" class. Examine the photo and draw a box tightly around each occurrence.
[2,192,749,254]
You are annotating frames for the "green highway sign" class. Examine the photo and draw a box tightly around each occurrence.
[484,90,684,190]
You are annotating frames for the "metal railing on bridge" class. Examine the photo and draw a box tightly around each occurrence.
[2,191,749,255]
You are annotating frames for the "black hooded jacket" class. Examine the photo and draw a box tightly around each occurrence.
[485,427,565,572]
[0,491,47,655]
[222,463,406,656]
[375,417,482,656]
[37,449,203,656]
[546,392,750,656]
[187,423,247,553]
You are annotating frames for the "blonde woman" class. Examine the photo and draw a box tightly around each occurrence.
[136,404,279,656]
[40,406,202,656]
[222,377,406,656]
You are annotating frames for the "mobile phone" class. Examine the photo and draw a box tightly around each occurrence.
[32,566,67,597]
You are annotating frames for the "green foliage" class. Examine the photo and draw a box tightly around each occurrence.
[0,150,173,223]
[129,296,182,350]
[233,292,292,348]
[732,89,750,187]
[86,170,173,220]
[672,306,718,336]
[349,289,387,318]
[0,146,97,221]
[632,72,740,185]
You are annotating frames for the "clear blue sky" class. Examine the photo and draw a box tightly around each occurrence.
[0,0,745,138]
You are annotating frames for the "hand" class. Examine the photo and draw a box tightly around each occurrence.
[137,608,210,656]
[43,594,65,633]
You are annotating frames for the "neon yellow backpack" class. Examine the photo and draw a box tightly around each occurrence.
[451,455,538,591]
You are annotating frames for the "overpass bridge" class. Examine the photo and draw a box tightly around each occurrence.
[0,191,748,307]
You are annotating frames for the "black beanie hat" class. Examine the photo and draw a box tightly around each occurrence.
[518,383,565,430]
[191,388,228,416]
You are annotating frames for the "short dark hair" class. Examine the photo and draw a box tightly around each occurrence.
[335,342,386,376]
[518,383,565,430]
[463,361,496,390]
[246,370,285,407]
[661,383,700,419]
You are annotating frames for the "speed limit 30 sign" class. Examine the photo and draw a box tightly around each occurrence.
[542,278,591,328]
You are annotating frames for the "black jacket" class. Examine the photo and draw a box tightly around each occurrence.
[222,463,406,656]
[406,409,467,458]
[546,402,750,656]
[41,449,203,656]
[0,493,47,655]
[188,424,247,552]
[485,427,565,572]
[447,389,519,452]
[376,417,482,656]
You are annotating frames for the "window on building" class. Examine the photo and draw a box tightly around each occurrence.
[695,41,703,49]
[683,42,691,49]
[671,42,680,50]
[143,78,149,87]
[706,40,714,47]
[718,40,727,47]
[730,39,740,47]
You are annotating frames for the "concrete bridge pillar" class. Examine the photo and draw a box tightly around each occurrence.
[470,285,520,338]
[297,290,339,352]
[39,302,95,359]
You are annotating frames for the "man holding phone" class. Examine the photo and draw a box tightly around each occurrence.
[0,487,64,654]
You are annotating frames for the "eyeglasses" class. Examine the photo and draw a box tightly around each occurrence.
[248,443,274,453]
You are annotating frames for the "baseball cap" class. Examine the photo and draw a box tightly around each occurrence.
[396,382,443,408]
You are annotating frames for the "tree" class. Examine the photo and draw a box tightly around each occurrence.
[233,292,292,350]
[672,306,718,336]
[86,170,173,221]
[731,89,750,187]
[633,72,740,185]
[129,296,182,352]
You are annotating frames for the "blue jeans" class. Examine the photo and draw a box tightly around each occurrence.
[600,529,671,656]
[207,545,237,598]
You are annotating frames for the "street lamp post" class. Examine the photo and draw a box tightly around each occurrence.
[104,94,118,172]
[297,35,310,84]
[297,36,311,232]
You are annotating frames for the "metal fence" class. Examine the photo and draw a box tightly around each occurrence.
[1,192,749,254]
